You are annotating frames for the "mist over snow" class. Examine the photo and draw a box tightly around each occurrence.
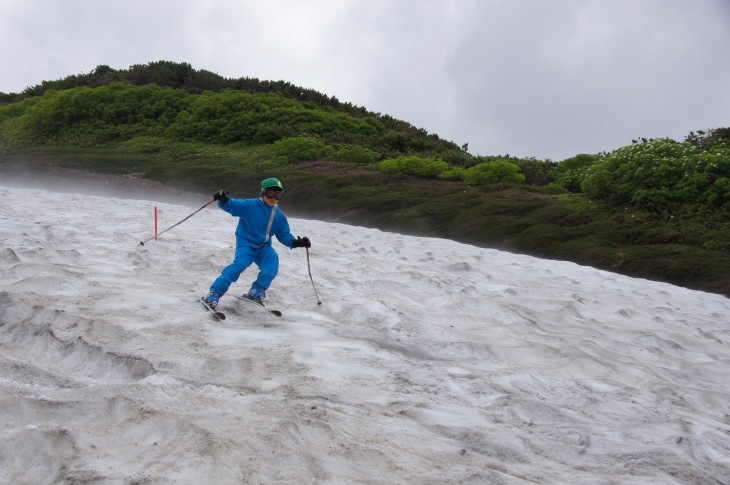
[1,182,729,484]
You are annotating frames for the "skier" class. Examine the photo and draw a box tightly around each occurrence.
[203,178,311,309]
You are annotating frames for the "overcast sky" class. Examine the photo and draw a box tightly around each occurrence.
[1,0,728,161]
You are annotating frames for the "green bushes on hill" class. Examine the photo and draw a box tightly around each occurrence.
[378,156,449,178]
[1,61,471,163]
[166,90,382,145]
[375,156,528,185]
[0,83,189,146]
[552,154,599,193]
[574,139,730,211]
[463,160,525,185]
[265,135,333,163]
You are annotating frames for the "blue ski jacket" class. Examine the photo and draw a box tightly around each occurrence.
[218,197,296,249]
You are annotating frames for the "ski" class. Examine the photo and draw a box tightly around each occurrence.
[233,295,282,317]
[197,296,226,320]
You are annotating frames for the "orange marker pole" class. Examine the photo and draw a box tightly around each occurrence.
[154,207,158,240]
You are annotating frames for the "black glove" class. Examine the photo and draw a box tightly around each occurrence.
[213,190,229,203]
[292,236,311,249]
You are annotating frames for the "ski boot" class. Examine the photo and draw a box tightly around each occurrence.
[246,287,266,304]
[203,291,221,309]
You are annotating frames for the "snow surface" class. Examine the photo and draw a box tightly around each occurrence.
[1,183,729,484]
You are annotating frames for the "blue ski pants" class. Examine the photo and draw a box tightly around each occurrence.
[210,245,279,296]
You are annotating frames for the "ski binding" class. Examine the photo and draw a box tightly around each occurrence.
[233,295,282,317]
[198,296,226,320]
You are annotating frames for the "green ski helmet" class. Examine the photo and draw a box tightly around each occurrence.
[260,177,284,195]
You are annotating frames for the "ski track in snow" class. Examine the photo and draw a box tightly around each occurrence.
[0,184,729,484]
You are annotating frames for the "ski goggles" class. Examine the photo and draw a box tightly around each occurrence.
[263,189,283,200]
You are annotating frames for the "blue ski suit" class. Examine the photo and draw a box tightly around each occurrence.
[209,197,296,297]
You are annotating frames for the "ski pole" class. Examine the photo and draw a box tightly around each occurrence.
[306,247,322,305]
[139,198,216,246]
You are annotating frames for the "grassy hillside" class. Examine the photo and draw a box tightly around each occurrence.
[1,61,728,296]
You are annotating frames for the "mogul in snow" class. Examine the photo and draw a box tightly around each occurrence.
[203,178,311,309]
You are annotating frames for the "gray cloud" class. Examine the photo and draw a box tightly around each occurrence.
[1,0,728,160]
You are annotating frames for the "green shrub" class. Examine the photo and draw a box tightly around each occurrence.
[266,135,333,163]
[333,144,380,164]
[581,139,730,210]
[553,154,600,192]
[685,128,730,151]
[166,90,380,145]
[0,83,190,146]
[378,156,449,178]
[462,160,525,185]
[702,239,730,251]
[512,157,556,185]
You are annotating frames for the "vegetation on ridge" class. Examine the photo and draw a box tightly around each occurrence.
[0,61,728,296]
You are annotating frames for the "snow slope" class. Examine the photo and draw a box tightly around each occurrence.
[1,184,729,484]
